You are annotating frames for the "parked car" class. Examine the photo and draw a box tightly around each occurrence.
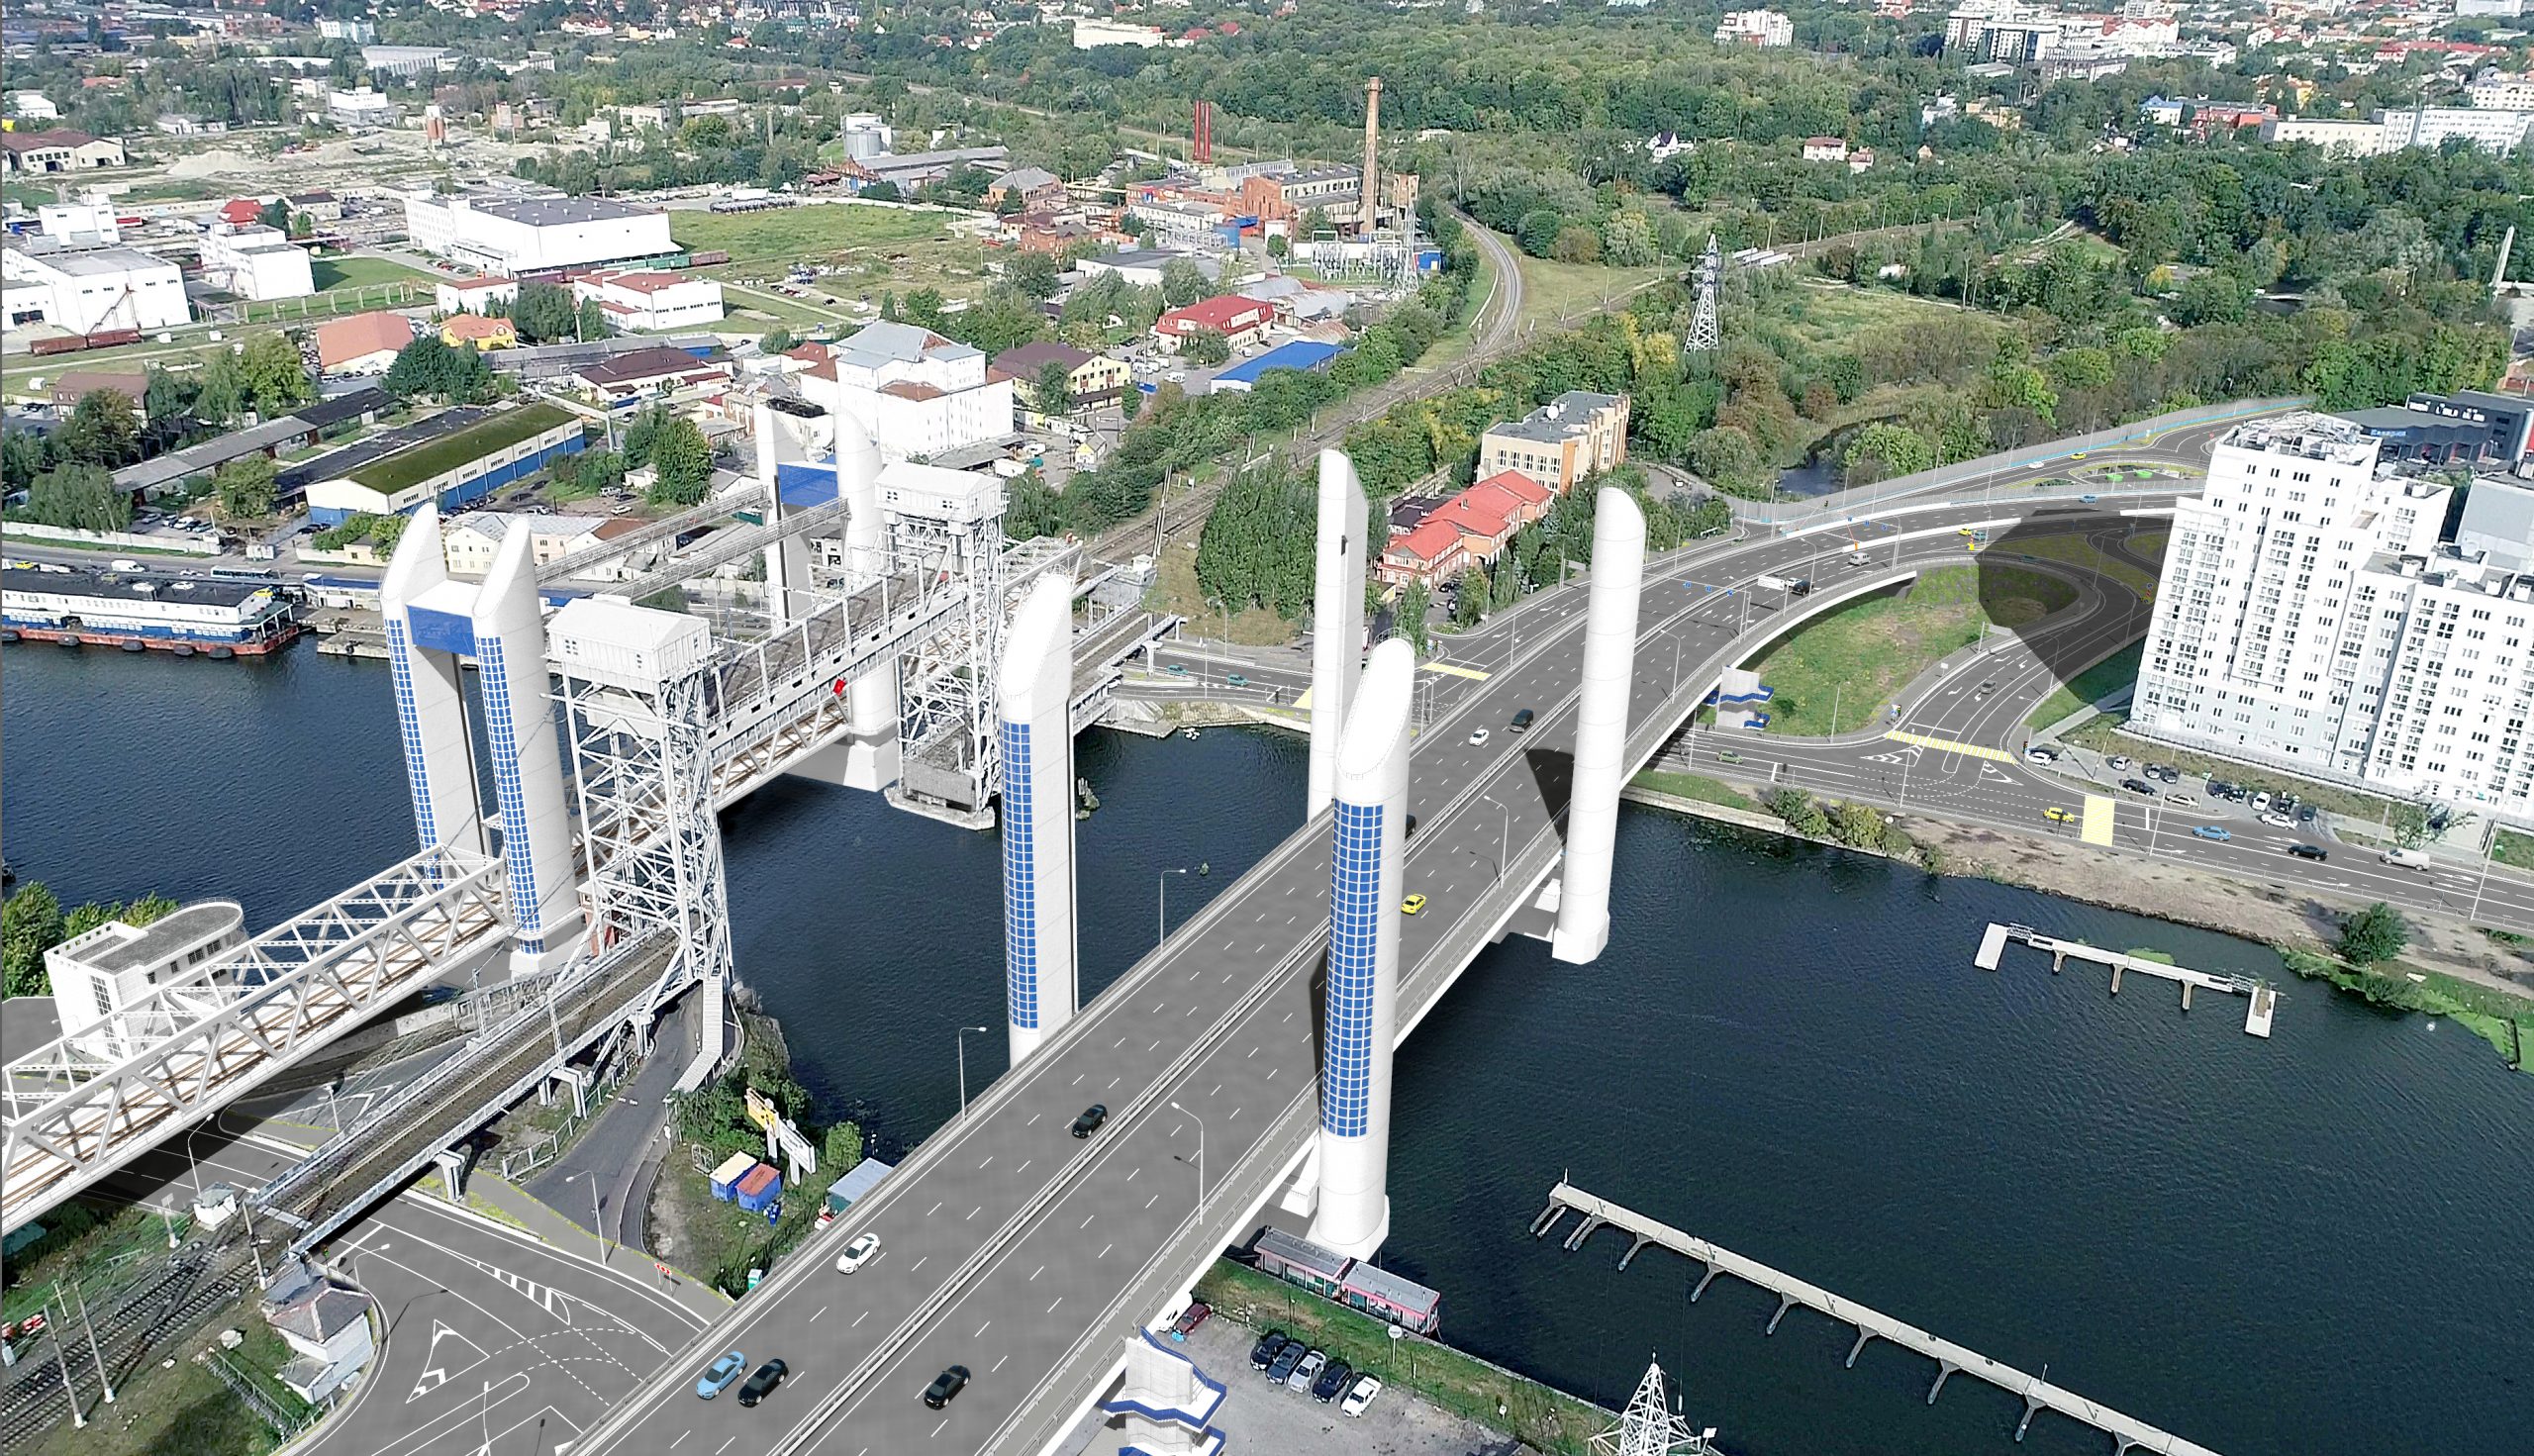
[1250,1330,1292,1370]
[696,1351,747,1400]
[834,1231,880,1274]
[1312,1359,1356,1402]
[1070,1104,1109,1138]
[2025,746,2059,764]
[2164,792,2197,807]
[1288,1349,1327,1391]
[1340,1375,1384,1416]
[1171,1303,1212,1340]
[2260,812,2294,828]
[2289,844,2329,861]
[735,1359,788,1407]
[2251,791,2273,812]
[2122,778,2156,795]
[2105,754,2131,771]
[2192,825,2232,841]
[923,1365,971,1409]
[1266,1342,1307,1383]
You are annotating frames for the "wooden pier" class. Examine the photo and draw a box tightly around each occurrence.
[1531,1181,2228,1456]
[1975,922,2275,1037]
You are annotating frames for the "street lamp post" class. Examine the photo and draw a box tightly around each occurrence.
[1479,795,1511,884]
[573,1172,609,1264]
[1168,1101,1206,1213]
[955,1025,991,1115]
[158,1194,178,1250]
[1158,866,1191,947]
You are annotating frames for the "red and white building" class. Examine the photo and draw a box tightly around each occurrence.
[1151,294,1272,353]
[1376,469,1555,589]
[569,268,724,330]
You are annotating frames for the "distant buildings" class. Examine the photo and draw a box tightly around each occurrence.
[434,276,518,315]
[402,193,676,276]
[1379,469,1556,589]
[986,166,1065,212]
[2262,107,2534,159]
[200,225,315,301]
[991,341,1130,418]
[325,88,396,129]
[1478,392,1629,494]
[805,321,1014,461]
[1152,294,1273,353]
[304,402,584,524]
[570,268,725,330]
[0,129,125,175]
[1072,17,1173,47]
[441,313,518,350]
[1712,9,1794,47]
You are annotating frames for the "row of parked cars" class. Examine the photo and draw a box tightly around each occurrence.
[1249,1328,1383,1413]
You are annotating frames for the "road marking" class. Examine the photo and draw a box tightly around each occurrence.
[931,1417,948,1438]
[1128,1165,1140,1181]
[1049,1297,1064,1313]
[854,1310,870,1326]
[1083,1213,1097,1228]
[1116,1035,1129,1048]
[2083,794,2116,846]
[1148,1038,1163,1051]
[967,1205,981,1220]
[976,1318,993,1338]
[978,1155,993,1170]
[718,1439,735,1454]
[1073,1072,1085,1085]
[1032,1264,1044,1281]
[1185,1005,1198,1018]
[1099,1242,1113,1259]
[1884,729,2011,762]
[1110,1076,1121,1088]
[926,1201,943,1216]
[1016,1158,1032,1176]
[1422,661,1490,681]
[1246,1045,1257,1057]
[1268,1066,1280,1080]
[1211,1083,1221,1096]
[813,1305,827,1322]
[913,1255,928,1273]
[1146,1193,1160,1209]
[671,1433,689,1449]
[1230,1107,1242,1120]
[994,1354,1012,1373]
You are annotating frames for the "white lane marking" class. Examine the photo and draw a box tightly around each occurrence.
[1098,1242,1113,1259]
[1049,1297,1064,1313]
[1073,1072,1085,1085]
[976,1318,993,1338]
[930,1417,948,1438]
[978,1155,993,1170]
[913,1255,928,1273]
[1148,1038,1162,1051]
[1016,1158,1032,1176]
[967,1205,981,1221]
[812,1306,826,1322]
[1127,1165,1139,1181]
[671,1432,690,1449]
[926,1201,943,1216]
[718,1439,735,1454]
[854,1310,870,1327]
[1082,1213,1097,1228]
[1031,1264,1044,1281]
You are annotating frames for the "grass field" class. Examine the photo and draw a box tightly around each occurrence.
[17,1290,310,1456]
[1774,282,1979,350]
[348,403,575,494]
[1630,768,1754,810]
[1512,250,1674,332]
[308,255,435,292]
[1986,530,2163,604]
[1749,563,2076,736]
[665,204,989,308]
[1147,539,1304,647]
[2498,828,2534,872]
[2025,638,2144,729]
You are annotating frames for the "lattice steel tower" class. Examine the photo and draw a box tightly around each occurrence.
[1592,1359,1722,1456]
[1685,235,1722,356]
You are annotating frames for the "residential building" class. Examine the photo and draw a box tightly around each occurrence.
[200,224,315,301]
[0,244,189,336]
[1127,197,1238,254]
[45,370,148,412]
[441,313,518,350]
[315,310,415,375]
[1713,9,1795,46]
[1378,517,1473,588]
[2133,412,2534,825]
[1072,17,1172,47]
[1376,470,1554,588]
[569,268,724,330]
[45,901,245,1053]
[361,45,459,78]
[0,129,125,174]
[319,17,378,42]
[1152,294,1272,353]
[1477,393,1629,493]
[402,193,675,276]
[1801,137,1851,162]
[304,402,585,524]
[7,92,60,122]
[325,88,396,129]
[986,166,1064,211]
[2469,76,2534,112]
[2379,107,2534,157]
[2261,116,2393,157]
[1943,0,2061,62]
[807,320,1014,461]
[439,511,609,576]
[991,341,1130,417]
[155,114,227,137]
[434,276,518,314]
[570,344,729,400]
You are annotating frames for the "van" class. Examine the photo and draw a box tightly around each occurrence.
[1510,709,1535,733]
[2381,847,2431,871]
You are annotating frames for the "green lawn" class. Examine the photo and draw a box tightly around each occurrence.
[667,205,952,272]
[1630,769,1754,810]
[1512,250,1674,332]
[2025,638,2144,729]
[1774,283,1981,350]
[308,255,436,292]
[1749,563,2076,736]
[2497,828,2534,873]
[348,404,577,494]
[1987,531,2163,604]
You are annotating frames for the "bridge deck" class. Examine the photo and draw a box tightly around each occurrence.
[1537,1181,2224,1456]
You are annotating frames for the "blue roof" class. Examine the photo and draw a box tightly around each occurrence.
[774,460,842,509]
[1213,340,1345,387]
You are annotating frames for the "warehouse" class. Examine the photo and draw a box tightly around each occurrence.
[570,268,724,330]
[401,192,677,277]
[0,243,189,336]
[304,403,584,524]
[200,224,315,301]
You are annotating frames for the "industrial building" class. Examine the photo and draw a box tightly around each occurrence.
[401,192,677,277]
[304,402,585,524]
[807,321,1014,462]
[0,243,189,336]
[0,129,125,175]
[314,310,415,375]
[1477,392,1629,493]
[434,276,517,315]
[200,224,315,301]
[2133,413,2534,825]
[569,268,724,330]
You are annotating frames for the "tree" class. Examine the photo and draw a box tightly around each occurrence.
[383,336,493,404]
[258,199,290,231]
[1121,386,1143,422]
[623,407,672,468]
[760,327,796,356]
[143,366,198,424]
[1178,329,1231,367]
[510,281,580,344]
[195,347,245,426]
[574,297,613,342]
[646,417,713,505]
[25,463,131,532]
[2336,902,2409,967]
[1006,250,1061,301]
[59,390,138,466]
[2387,802,2433,849]
[1842,423,1935,485]
[1159,257,1207,310]
[820,1119,864,1174]
[860,181,901,202]
[288,211,314,239]
[1267,234,1289,260]
[1033,359,1075,417]
[2,883,64,1000]
[1397,579,1430,653]
[240,333,313,416]
[1766,788,1831,838]
[1451,566,1488,628]
[1687,426,1766,497]
[214,453,278,519]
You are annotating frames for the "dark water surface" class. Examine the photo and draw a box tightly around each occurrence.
[5,645,2525,1455]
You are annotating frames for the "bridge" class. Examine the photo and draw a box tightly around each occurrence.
[575,470,2212,1456]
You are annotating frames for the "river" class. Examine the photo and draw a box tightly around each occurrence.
[3,644,2526,1455]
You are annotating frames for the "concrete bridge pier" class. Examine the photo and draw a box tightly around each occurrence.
[1617,1233,1654,1271]
[1552,489,1646,965]
[2181,980,2193,1011]
[2110,964,2124,994]
[433,1147,468,1201]
[997,574,1081,1067]
[2016,1393,2041,1441]
[1846,1329,1875,1367]
[1928,1360,1959,1404]
[1691,1263,1722,1302]
[2050,950,2065,974]
[1307,449,1367,819]
[1561,1213,1605,1251]
[752,399,819,630]
[1529,1201,1567,1239]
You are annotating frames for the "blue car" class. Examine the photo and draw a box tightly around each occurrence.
[697,1351,747,1400]
[2192,825,2231,842]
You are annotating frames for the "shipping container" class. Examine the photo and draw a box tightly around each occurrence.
[687,249,731,267]
[709,1151,758,1201]
[734,1163,783,1213]
[28,336,85,357]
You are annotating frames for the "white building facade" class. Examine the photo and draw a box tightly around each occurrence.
[569,268,724,330]
[810,321,1014,462]
[200,224,315,301]
[1713,9,1794,46]
[0,245,189,336]
[402,193,676,276]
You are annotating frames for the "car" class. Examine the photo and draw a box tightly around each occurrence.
[1511,709,1535,732]
[735,1359,788,1407]
[1288,1349,1326,1391]
[2122,778,2156,795]
[2289,843,2330,861]
[833,1230,880,1274]
[2069,451,2090,460]
[2106,755,2131,771]
[2192,825,2232,842]
[2025,746,2059,764]
[1341,1375,1384,1416]
[2298,806,2319,823]
[1957,526,1977,536]
[2080,492,2099,503]
[1171,1302,1212,1340]
[696,1351,747,1400]
[1717,749,1742,763]
[1250,1330,1292,1370]
[1468,728,1491,746]
[923,1365,971,1409]
[1070,1104,1108,1138]
[1165,661,1189,675]
[1312,1358,1356,1402]
[816,1208,836,1229]
[2260,812,2294,828]
[1265,1342,1308,1383]
[2043,807,2077,824]
[1975,679,1997,699]
[1226,673,1249,688]
[2164,792,2197,807]
[2207,780,2236,799]
[1401,893,1426,916]
[2250,791,2273,812]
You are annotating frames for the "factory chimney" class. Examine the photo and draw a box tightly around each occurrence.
[1359,76,1383,235]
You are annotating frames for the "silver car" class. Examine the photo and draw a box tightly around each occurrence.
[1287,1348,1325,1391]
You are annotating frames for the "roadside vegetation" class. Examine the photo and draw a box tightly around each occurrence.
[2025,640,2145,730]
[1628,770,1754,812]
[2283,913,2533,1071]
[1745,561,2075,737]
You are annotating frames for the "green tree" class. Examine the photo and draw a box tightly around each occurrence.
[2,883,65,1000]
[239,332,314,415]
[59,390,138,466]
[25,462,131,532]
[760,327,796,356]
[2387,802,2433,849]
[1006,249,1062,301]
[1451,566,1487,628]
[1178,329,1231,367]
[820,1119,864,1174]
[1842,423,1935,485]
[575,297,613,341]
[214,453,279,519]
[623,407,671,468]
[646,417,713,505]
[258,199,290,231]
[1397,579,1430,653]
[510,280,580,344]
[1159,257,1207,310]
[2336,902,2410,967]
[1033,359,1075,416]
[143,366,198,423]
[195,347,246,426]
[1766,788,1831,837]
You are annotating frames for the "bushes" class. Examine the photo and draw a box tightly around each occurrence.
[1765,789,1919,861]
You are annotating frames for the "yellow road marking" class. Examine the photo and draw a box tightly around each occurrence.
[1421,662,1491,681]
[1882,730,2011,762]
[1292,687,1316,711]
[2082,794,2115,846]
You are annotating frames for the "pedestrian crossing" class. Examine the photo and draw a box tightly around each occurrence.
[1882,730,2012,762]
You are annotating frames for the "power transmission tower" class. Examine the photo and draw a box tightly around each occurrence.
[1592,1358,1722,1456]
[1685,235,1721,356]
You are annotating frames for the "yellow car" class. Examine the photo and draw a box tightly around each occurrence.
[1401,894,1427,916]
[2043,807,2077,824]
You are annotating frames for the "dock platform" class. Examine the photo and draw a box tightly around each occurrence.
[1531,1181,2227,1456]
[1976,922,2274,1037]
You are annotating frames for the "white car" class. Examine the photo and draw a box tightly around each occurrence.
[2024,747,2057,764]
[833,1231,880,1274]
[1468,728,1491,746]
[1340,1375,1383,1416]
[2105,754,2130,771]
[2259,812,2294,828]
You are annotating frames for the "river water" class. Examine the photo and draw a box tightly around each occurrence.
[4,644,2526,1455]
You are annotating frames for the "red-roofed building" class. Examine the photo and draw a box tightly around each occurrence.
[440,312,518,349]
[219,197,267,227]
[1374,469,1554,588]
[1377,516,1473,589]
[314,310,414,375]
[1152,295,1272,353]
[569,267,723,329]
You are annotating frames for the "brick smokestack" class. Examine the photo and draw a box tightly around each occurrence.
[1359,76,1382,234]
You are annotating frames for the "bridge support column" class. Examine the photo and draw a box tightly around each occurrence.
[379,506,488,860]
[2016,1395,2040,1442]
[997,574,1081,1067]
[1766,1294,1796,1334]
[1691,1264,1721,1302]
[1617,1234,1652,1271]
[1309,638,1414,1261]
[551,1066,590,1118]
[1928,1360,1958,1405]
[2181,980,2193,1011]
[753,400,818,631]
[2110,964,2123,995]
[476,529,582,975]
[2051,950,2065,974]
[1553,489,1646,966]
[433,1147,468,1201]
[1307,449,1367,820]
[830,408,900,791]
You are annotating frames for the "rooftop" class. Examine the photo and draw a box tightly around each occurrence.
[51,901,242,978]
[315,310,414,367]
[833,319,980,372]
[992,341,1094,376]
[10,244,172,278]
[578,345,724,387]
[269,1285,368,1343]
[1,568,281,611]
[2225,411,2379,465]
[343,402,575,493]
[1488,391,1624,445]
[469,194,659,228]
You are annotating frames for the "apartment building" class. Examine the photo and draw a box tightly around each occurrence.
[1476,392,1629,493]
[2132,413,2534,825]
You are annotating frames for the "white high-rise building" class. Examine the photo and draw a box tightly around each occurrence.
[2133,413,2534,825]
[1712,9,1794,47]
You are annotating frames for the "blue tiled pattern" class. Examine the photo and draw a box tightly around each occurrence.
[1322,799,1383,1137]
[385,617,437,850]
[1001,719,1038,1029]
[477,637,542,940]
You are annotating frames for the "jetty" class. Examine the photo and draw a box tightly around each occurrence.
[1975,922,2275,1036]
[1532,1181,2227,1455]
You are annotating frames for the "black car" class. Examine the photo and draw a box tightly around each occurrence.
[2288,843,2329,861]
[923,1365,971,1409]
[1312,1358,1356,1403]
[735,1359,789,1407]
[1249,1330,1291,1370]
[1265,1341,1307,1383]
[2121,778,2156,795]
[1070,1104,1108,1138]
[1510,708,1535,732]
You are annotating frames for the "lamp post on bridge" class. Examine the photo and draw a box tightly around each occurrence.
[954,1025,991,1116]
[1168,1100,1206,1213]
[1479,794,1511,885]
